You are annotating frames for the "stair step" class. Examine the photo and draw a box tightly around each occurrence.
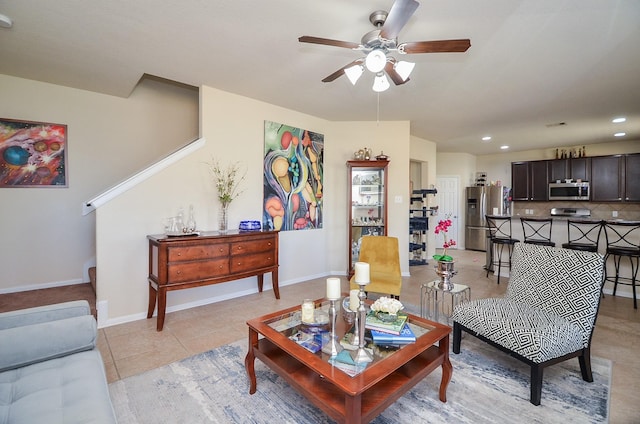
[88,266,97,294]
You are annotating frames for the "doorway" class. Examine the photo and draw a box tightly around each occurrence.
[435,176,460,252]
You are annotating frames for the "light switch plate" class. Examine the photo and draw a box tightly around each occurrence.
[394,195,402,203]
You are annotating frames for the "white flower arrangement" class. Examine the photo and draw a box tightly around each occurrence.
[370,297,404,315]
[207,157,247,208]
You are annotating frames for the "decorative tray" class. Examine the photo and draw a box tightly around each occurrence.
[165,231,200,237]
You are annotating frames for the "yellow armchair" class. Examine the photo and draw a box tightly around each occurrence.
[350,236,402,298]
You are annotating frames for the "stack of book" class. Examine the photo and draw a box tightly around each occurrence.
[365,313,416,346]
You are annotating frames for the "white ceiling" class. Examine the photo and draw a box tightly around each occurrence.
[1,0,639,155]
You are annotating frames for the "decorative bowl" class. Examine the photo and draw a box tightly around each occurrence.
[298,309,329,327]
[375,311,399,323]
[239,220,261,231]
[342,297,356,324]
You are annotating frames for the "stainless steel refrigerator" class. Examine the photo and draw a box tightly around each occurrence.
[465,186,511,251]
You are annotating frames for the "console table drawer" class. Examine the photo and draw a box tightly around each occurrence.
[231,252,276,273]
[168,259,229,283]
[231,238,275,256]
[168,243,230,261]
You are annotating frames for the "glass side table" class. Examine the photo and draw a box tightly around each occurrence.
[420,280,471,325]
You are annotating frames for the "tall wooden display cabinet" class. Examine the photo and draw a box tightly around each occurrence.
[347,160,389,277]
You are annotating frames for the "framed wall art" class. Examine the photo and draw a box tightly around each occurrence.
[263,120,324,231]
[0,118,68,187]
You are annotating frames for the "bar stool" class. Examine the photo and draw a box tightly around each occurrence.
[562,219,603,253]
[602,220,640,309]
[486,215,519,283]
[520,217,555,247]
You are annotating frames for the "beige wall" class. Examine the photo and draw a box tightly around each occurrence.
[409,136,437,258]
[94,86,413,326]
[0,74,198,293]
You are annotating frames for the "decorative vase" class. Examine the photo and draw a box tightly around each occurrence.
[219,205,229,233]
[435,260,457,291]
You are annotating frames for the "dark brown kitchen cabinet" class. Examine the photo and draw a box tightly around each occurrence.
[571,158,591,182]
[624,153,640,202]
[548,158,591,182]
[591,155,624,201]
[548,159,568,182]
[511,160,548,201]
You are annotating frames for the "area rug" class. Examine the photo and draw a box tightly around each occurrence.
[109,335,610,424]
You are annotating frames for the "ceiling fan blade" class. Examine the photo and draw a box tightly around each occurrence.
[399,39,471,54]
[384,61,408,85]
[298,36,360,50]
[321,59,363,83]
[379,0,420,40]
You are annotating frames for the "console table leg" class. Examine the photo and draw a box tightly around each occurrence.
[147,282,157,319]
[272,270,280,299]
[156,286,167,331]
[257,274,264,292]
[245,329,258,394]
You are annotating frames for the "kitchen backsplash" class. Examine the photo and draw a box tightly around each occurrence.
[512,201,640,221]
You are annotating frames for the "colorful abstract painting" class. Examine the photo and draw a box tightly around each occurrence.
[263,121,324,231]
[0,118,67,187]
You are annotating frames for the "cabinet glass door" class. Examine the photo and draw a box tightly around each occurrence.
[347,160,389,276]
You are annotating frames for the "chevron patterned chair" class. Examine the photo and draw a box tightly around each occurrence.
[451,242,605,405]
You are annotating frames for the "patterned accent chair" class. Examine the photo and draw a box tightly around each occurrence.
[451,243,605,405]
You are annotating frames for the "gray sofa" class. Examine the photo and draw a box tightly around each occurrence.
[0,300,116,423]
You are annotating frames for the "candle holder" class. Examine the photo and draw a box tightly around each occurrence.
[350,309,361,346]
[322,298,343,356]
[352,281,373,363]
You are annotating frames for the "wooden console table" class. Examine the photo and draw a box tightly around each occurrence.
[147,230,279,331]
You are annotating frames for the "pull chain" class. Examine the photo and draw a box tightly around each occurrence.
[376,92,380,126]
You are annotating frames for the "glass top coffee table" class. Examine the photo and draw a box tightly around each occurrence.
[245,298,452,424]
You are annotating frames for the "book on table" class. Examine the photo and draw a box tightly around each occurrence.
[370,323,416,345]
[365,312,408,335]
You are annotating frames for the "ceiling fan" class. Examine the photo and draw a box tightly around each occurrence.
[298,0,470,91]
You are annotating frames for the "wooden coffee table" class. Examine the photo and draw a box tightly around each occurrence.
[245,299,452,424]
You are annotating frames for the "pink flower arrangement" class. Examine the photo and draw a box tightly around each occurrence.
[433,215,456,262]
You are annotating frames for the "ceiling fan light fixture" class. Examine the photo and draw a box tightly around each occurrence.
[372,73,390,92]
[365,49,387,73]
[394,60,415,81]
[344,64,364,85]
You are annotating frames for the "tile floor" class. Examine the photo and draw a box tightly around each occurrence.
[2,249,638,422]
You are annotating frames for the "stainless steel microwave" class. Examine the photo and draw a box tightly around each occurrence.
[548,182,590,201]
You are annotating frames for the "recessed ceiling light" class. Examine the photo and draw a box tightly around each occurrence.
[612,117,626,123]
[614,132,626,137]
[500,145,509,150]
[481,136,492,142]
